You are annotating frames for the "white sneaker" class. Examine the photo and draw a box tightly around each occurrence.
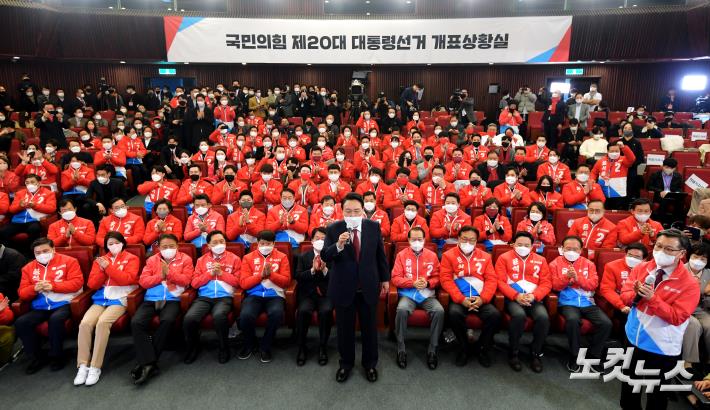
[84,367,101,386]
[73,365,89,386]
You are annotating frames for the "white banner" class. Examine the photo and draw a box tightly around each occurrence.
[164,16,572,64]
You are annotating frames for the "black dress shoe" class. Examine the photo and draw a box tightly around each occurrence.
[478,349,492,368]
[427,352,438,370]
[508,353,522,372]
[455,349,468,367]
[49,356,66,371]
[365,368,378,383]
[335,367,350,383]
[25,357,45,375]
[134,364,160,386]
[218,348,231,364]
[396,351,407,369]
[296,348,307,366]
[530,353,543,373]
[317,347,328,366]
[237,346,252,360]
[130,364,143,381]
[183,344,200,364]
[260,350,272,363]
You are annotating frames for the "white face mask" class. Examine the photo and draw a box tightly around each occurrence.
[444,203,458,214]
[32,159,43,166]
[515,246,532,258]
[151,174,162,182]
[505,176,517,185]
[588,213,603,223]
[180,157,190,165]
[317,141,326,148]
[261,174,272,182]
[548,156,559,164]
[160,248,177,259]
[361,143,370,150]
[634,213,651,223]
[487,160,498,168]
[343,131,351,137]
[216,154,226,162]
[576,173,589,183]
[250,131,258,137]
[195,206,208,216]
[336,154,345,162]
[97,176,108,184]
[61,210,76,221]
[108,243,123,255]
[199,145,209,152]
[26,184,39,193]
[410,240,424,252]
[264,141,273,148]
[70,161,81,170]
[364,202,376,212]
[391,142,400,149]
[434,129,442,135]
[69,146,81,153]
[653,250,677,268]
[536,141,546,148]
[246,158,256,165]
[211,244,226,255]
[404,209,417,220]
[608,152,620,160]
[690,258,707,271]
[289,140,298,148]
[275,153,285,161]
[322,205,335,216]
[35,252,53,265]
[529,212,543,222]
[312,239,324,252]
[459,243,475,254]
[626,256,643,268]
[328,174,340,182]
[344,216,362,229]
[114,208,127,218]
[593,134,602,140]
[259,246,273,256]
[564,250,581,262]
[45,146,55,154]
[103,142,113,150]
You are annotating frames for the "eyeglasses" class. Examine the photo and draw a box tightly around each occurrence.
[653,244,684,253]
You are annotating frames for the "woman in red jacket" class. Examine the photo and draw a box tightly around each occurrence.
[528,176,564,210]
[74,231,139,386]
[516,202,556,251]
[472,197,513,245]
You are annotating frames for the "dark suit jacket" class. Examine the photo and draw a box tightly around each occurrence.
[85,178,127,208]
[295,249,333,301]
[647,170,683,201]
[321,219,390,307]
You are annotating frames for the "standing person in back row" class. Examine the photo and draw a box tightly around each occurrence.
[321,192,390,383]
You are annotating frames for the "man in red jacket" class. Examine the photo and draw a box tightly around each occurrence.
[391,227,443,370]
[599,243,647,329]
[561,164,605,209]
[96,197,145,246]
[617,198,664,250]
[265,188,309,247]
[0,173,57,247]
[176,164,214,207]
[363,191,391,240]
[419,165,455,208]
[226,191,266,246]
[439,226,501,367]
[15,238,84,373]
[238,230,291,362]
[495,231,551,373]
[567,199,618,249]
[383,167,423,210]
[47,198,96,247]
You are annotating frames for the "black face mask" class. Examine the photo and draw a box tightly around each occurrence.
[470,179,481,187]
[540,185,553,193]
[168,144,177,149]
[472,141,481,147]
[424,154,433,161]
[224,174,235,182]
[189,174,200,182]
[502,141,511,148]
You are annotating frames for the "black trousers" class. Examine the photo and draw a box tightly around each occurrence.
[620,346,680,410]
[131,301,180,366]
[239,295,284,352]
[14,305,71,358]
[335,292,378,370]
[448,302,501,351]
[183,297,232,350]
[559,305,612,358]
[505,300,549,354]
[296,295,333,349]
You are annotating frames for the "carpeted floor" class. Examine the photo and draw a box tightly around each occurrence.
[0,328,693,410]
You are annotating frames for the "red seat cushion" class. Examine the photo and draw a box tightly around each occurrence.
[110,314,130,332]
[465,314,483,329]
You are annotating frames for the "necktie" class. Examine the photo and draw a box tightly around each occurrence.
[352,228,360,262]
[654,269,664,289]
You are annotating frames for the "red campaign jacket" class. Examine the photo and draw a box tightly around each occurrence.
[493,183,532,208]
[463,145,489,163]
[354,117,379,134]
[251,179,283,206]
[239,249,291,291]
[288,179,320,207]
[444,162,473,183]
[226,206,266,241]
[309,206,343,233]
[567,216,618,249]
[600,258,633,310]
[459,185,493,209]
[366,209,391,239]
[15,160,59,186]
[495,250,552,301]
[139,252,194,290]
[60,165,95,192]
[192,251,241,289]
[137,180,179,204]
[317,179,352,203]
[0,171,20,194]
[144,214,184,246]
[0,191,9,220]
[353,150,384,177]
[192,151,215,169]
[18,253,84,301]
[390,214,429,243]
[9,187,56,217]
[538,162,573,186]
[525,145,550,163]
[176,179,215,207]
[430,209,469,240]
[336,134,359,149]
[591,145,636,181]
[97,212,145,245]
[333,159,357,182]
[184,210,226,242]
[617,216,664,248]
[516,218,556,246]
[117,137,148,159]
[440,247,497,304]
[265,204,309,234]
[213,105,236,124]
[383,183,424,210]
[355,181,390,205]
[94,148,127,167]
[87,250,140,290]
[550,255,598,293]
[528,191,564,210]
[236,164,259,184]
[472,214,513,242]
[391,247,440,289]
[284,146,306,162]
[434,141,455,163]
[211,179,248,209]
[419,181,455,207]
[47,216,96,247]
[561,180,606,207]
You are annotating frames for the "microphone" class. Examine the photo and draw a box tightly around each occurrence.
[346,228,353,244]
[632,273,656,306]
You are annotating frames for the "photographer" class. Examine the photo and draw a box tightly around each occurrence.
[460,89,476,126]
[373,91,394,121]
[447,89,463,115]
[380,107,403,134]
[514,85,537,115]
[324,92,342,126]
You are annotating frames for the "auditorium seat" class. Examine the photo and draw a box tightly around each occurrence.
[171,206,188,225]
[552,209,585,243]
[671,150,702,170]
[177,243,197,263]
[638,139,661,152]
[683,167,710,194]
[128,205,146,222]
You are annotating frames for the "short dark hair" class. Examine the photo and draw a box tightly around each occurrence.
[32,237,54,251]
[239,190,253,200]
[154,198,173,212]
[311,227,327,238]
[109,197,125,207]
[257,230,276,242]
[104,231,127,252]
[362,191,376,201]
[629,198,652,210]
[626,242,649,259]
[342,192,364,208]
[657,228,690,251]
[58,198,76,209]
[206,230,226,243]
[193,193,211,203]
[458,225,479,239]
[513,231,534,243]
[403,200,419,209]
[408,226,426,238]
[445,192,460,203]
[281,187,295,197]
[158,233,179,246]
[562,235,584,248]
[662,158,678,168]
[690,243,710,260]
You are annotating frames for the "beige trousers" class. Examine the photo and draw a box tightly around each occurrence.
[77,304,125,369]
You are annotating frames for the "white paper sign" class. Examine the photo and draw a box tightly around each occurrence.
[691,131,708,141]
[646,153,666,166]
[685,174,709,191]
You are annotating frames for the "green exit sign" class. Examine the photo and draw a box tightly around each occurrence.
[565,68,584,75]
[158,68,176,75]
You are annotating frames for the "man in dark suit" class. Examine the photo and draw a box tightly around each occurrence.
[84,164,127,226]
[321,192,390,383]
[295,227,334,366]
[647,158,685,224]
[399,83,421,121]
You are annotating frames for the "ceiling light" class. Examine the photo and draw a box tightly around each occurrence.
[241,62,247,66]
[307,63,312,66]
[120,61,126,64]
[184,62,189,65]
[366,12,371,15]
[12,56,20,60]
